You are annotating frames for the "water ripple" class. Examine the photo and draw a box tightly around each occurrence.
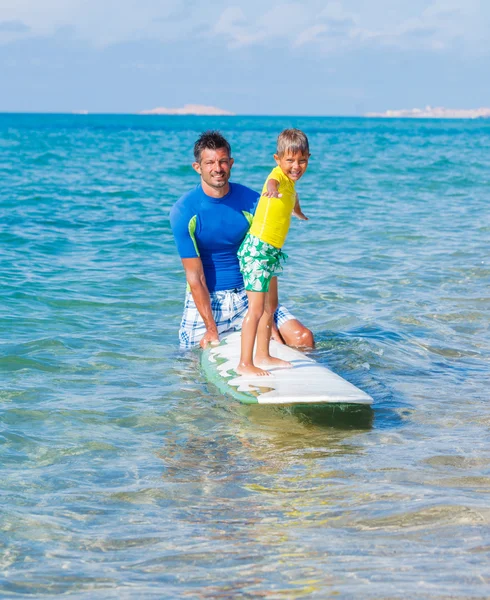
[1,115,489,598]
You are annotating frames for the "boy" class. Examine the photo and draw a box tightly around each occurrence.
[236,129,310,376]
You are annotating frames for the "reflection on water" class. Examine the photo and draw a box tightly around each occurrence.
[157,388,370,598]
[288,404,374,430]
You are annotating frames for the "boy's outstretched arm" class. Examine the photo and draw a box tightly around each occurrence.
[293,193,308,220]
[262,178,281,198]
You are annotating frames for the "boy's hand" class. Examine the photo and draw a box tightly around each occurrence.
[263,178,281,198]
[293,210,308,220]
[293,193,308,220]
[262,190,282,198]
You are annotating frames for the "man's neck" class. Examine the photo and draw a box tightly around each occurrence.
[201,180,230,198]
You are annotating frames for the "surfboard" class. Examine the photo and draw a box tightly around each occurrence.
[201,331,373,406]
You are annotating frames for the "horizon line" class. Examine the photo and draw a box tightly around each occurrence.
[0,110,361,117]
[1,111,489,121]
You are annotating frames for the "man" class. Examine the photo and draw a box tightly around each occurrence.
[170,130,314,350]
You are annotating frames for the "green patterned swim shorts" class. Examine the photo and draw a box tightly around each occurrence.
[238,234,287,292]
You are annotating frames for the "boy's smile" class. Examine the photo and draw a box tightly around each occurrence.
[274,150,310,182]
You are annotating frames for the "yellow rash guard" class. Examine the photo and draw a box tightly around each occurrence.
[249,166,296,249]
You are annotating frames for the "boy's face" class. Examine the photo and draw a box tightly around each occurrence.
[274,150,310,182]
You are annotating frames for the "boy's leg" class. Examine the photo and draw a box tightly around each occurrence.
[237,290,270,377]
[268,278,285,344]
[254,290,273,361]
[255,277,292,369]
[271,280,315,348]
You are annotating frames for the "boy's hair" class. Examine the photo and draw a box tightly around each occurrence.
[194,130,231,162]
[276,128,309,157]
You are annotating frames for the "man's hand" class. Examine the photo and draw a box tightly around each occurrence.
[182,258,220,350]
[200,329,220,349]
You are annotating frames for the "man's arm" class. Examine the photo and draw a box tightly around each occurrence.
[181,257,220,349]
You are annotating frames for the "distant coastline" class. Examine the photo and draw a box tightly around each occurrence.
[365,105,490,119]
[3,106,490,119]
[139,104,234,116]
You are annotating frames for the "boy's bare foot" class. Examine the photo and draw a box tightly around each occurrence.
[255,356,293,369]
[236,364,271,377]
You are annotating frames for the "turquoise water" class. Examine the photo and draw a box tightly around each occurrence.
[1,114,490,598]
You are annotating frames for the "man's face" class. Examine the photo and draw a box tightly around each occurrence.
[193,148,234,191]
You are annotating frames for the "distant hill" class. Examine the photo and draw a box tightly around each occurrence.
[365,106,490,119]
[139,104,234,116]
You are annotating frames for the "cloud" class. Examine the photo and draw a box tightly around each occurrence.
[212,7,264,47]
[351,2,482,53]
[1,9,489,116]
[0,19,30,33]
[211,0,490,55]
[0,0,206,46]
[0,0,489,55]
[294,25,328,47]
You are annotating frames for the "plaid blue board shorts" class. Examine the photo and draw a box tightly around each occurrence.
[179,286,296,348]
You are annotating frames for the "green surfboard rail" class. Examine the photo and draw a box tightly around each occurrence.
[201,345,259,404]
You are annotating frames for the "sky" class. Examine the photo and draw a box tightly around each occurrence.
[0,0,489,115]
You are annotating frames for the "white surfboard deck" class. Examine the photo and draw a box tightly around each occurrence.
[201,331,373,406]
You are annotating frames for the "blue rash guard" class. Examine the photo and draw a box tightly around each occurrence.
[170,183,260,292]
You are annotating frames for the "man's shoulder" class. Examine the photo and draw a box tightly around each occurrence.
[170,185,202,228]
[229,182,259,206]
[230,181,258,196]
[170,185,202,220]
[175,184,203,207]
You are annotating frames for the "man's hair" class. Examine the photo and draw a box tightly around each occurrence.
[276,128,309,157]
[194,130,231,162]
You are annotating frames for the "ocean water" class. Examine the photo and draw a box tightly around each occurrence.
[1,113,489,599]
